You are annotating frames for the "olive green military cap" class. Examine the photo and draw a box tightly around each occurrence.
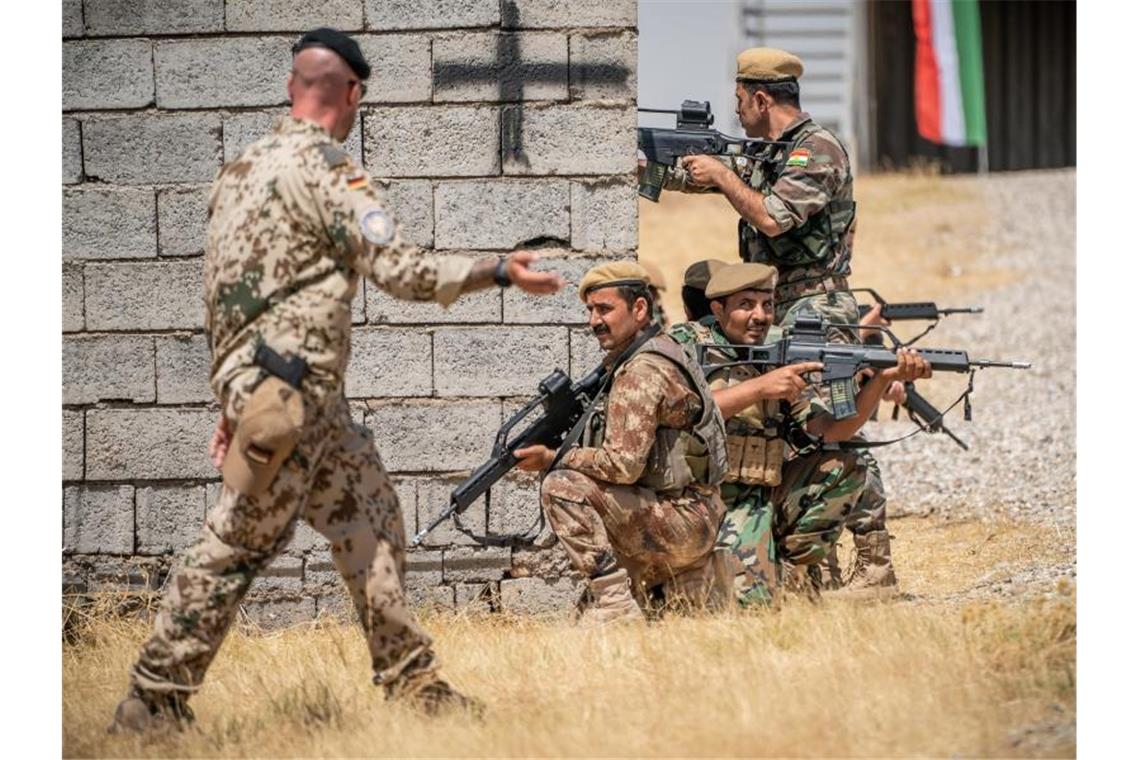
[736,47,804,82]
[640,260,668,291]
[578,261,650,301]
[682,259,728,291]
[705,263,778,299]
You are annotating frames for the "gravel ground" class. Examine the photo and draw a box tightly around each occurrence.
[865,169,1076,532]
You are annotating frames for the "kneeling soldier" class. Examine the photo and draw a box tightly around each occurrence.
[670,263,929,604]
[514,262,729,623]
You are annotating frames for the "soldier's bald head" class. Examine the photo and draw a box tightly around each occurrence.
[289,48,357,105]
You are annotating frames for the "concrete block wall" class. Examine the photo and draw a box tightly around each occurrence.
[62,0,637,626]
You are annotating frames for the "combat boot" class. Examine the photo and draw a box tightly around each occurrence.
[107,688,194,735]
[832,529,898,600]
[821,542,846,591]
[387,667,485,718]
[579,568,646,626]
[778,561,822,603]
[662,549,734,613]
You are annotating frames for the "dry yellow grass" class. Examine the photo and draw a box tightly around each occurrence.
[64,516,1074,758]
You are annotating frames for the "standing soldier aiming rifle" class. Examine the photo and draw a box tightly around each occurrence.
[109,27,564,733]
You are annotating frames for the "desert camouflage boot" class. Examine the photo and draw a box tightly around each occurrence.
[579,568,646,627]
[107,688,195,735]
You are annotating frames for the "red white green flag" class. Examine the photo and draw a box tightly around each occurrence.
[912,0,988,147]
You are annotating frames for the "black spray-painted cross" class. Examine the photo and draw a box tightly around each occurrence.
[432,0,630,167]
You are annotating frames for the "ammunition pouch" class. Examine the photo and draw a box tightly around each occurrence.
[723,433,784,487]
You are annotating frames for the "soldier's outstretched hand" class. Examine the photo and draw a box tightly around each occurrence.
[881,348,932,384]
[507,251,567,295]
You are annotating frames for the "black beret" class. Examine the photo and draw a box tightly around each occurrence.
[292,28,371,80]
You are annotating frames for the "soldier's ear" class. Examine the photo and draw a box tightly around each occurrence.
[710,299,725,321]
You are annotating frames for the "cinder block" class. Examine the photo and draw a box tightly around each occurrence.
[63,188,155,260]
[249,555,303,597]
[241,598,316,629]
[353,282,366,324]
[364,106,499,178]
[86,408,218,480]
[443,546,511,583]
[63,335,156,404]
[456,582,494,611]
[64,485,135,555]
[570,31,637,100]
[435,179,569,249]
[571,178,638,251]
[63,409,84,481]
[433,31,567,102]
[63,0,83,37]
[366,253,501,324]
[365,0,498,30]
[63,118,82,184]
[83,0,224,35]
[345,327,432,398]
[302,559,342,594]
[365,399,500,472]
[503,104,635,175]
[63,39,154,110]
[62,263,84,333]
[316,590,356,621]
[81,555,169,593]
[222,109,363,166]
[486,474,553,545]
[506,0,637,29]
[156,334,213,404]
[376,179,433,248]
[415,476,487,548]
[357,34,432,103]
[404,551,444,604]
[433,326,566,397]
[570,326,606,379]
[499,576,580,615]
[406,584,455,610]
[155,37,289,109]
[136,485,206,555]
[502,255,594,323]
[158,186,210,257]
[85,261,204,330]
[225,0,363,31]
[83,113,222,185]
[287,520,330,555]
[394,476,417,545]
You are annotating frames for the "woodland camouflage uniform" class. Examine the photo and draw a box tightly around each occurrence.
[123,115,475,722]
[670,319,865,605]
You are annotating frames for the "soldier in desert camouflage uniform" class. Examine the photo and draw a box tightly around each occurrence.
[514,262,729,624]
[670,264,929,604]
[109,28,564,733]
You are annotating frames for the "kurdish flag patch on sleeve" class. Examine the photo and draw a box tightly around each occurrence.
[785,148,812,168]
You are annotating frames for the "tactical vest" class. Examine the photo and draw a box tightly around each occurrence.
[739,120,856,275]
[670,321,787,487]
[581,334,727,493]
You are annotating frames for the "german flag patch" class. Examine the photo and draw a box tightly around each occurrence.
[785,148,812,168]
[347,175,369,191]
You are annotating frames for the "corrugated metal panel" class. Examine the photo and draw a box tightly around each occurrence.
[740,0,855,141]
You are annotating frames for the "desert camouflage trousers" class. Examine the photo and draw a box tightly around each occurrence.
[130,377,435,703]
[718,447,866,605]
[541,469,725,588]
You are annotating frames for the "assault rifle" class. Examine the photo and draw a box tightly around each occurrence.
[411,327,663,547]
[853,287,982,323]
[696,316,1029,422]
[637,99,788,202]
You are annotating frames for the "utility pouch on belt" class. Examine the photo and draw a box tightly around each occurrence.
[724,433,783,487]
[221,347,308,496]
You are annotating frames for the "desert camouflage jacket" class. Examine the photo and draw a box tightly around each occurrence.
[204,116,472,406]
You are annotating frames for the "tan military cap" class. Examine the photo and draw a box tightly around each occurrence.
[640,260,667,291]
[578,261,650,301]
[705,263,778,299]
[222,377,305,496]
[682,259,728,290]
[736,47,804,82]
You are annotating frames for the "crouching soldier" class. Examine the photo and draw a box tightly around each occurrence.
[670,263,930,604]
[514,262,730,623]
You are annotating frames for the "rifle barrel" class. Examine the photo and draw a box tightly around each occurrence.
[974,360,1031,369]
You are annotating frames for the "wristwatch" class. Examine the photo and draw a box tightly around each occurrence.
[493,257,512,287]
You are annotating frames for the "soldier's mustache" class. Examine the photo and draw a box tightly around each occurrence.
[592,325,610,336]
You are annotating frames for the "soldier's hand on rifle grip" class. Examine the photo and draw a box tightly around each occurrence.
[859,303,891,343]
[881,348,932,384]
[882,380,907,405]
[758,361,825,403]
[506,251,566,295]
[513,444,556,472]
[680,154,730,188]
